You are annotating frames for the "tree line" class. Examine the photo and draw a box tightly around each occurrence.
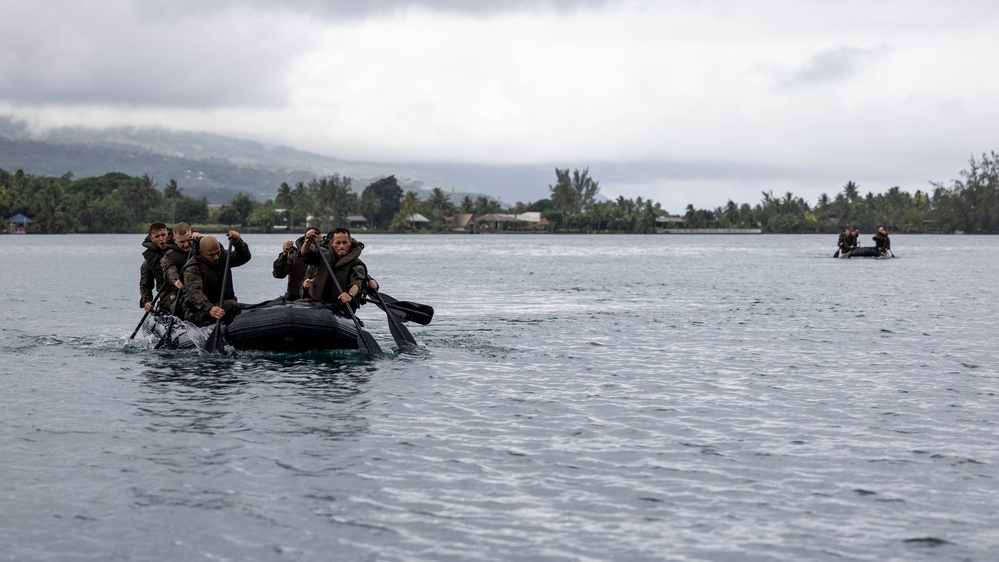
[0,168,504,234]
[533,152,998,234]
[687,151,998,234]
[2,151,996,234]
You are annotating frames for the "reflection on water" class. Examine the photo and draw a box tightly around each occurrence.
[135,351,375,440]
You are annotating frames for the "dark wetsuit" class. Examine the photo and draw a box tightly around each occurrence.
[837,233,850,253]
[272,236,314,300]
[158,242,193,314]
[300,238,368,314]
[139,234,169,309]
[181,238,252,326]
[873,232,891,254]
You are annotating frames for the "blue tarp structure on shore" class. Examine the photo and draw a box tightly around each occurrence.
[6,213,33,230]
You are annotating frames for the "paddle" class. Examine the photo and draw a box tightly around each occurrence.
[154,243,197,350]
[129,291,163,339]
[309,235,384,359]
[368,287,418,350]
[153,288,185,350]
[205,240,234,354]
[833,249,840,258]
[359,292,434,325]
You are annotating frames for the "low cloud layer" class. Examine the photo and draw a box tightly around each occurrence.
[1,0,996,210]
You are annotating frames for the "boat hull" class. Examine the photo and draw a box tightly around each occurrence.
[141,300,360,352]
[223,300,359,352]
[840,247,889,258]
[142,313,205,350]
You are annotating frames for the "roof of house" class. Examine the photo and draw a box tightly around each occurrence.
[448,214,476,228]
[408,213,430,223]
[477,213,517,222]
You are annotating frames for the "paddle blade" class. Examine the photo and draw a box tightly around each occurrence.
[833,250,840,258]
[388,321,418,350]
[374,292,434,325]
[357,329,385,359]
[386,301,434,325]
[205,319,226,354]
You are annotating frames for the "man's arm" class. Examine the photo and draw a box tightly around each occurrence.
[273,241,293,278]
[228,232,252,268]
[183,267,212,313]
[161,253,183,289]
[139,259,155,308]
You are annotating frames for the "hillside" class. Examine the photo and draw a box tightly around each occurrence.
[0,116,499,204]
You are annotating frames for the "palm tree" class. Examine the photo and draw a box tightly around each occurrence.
[292,181,310,228]
[723,200,740,228]
[426,187,453,222]
[474,196,501,216]
[393,191,422,230]
[309,174,354,230]
[163,179,183,223]
[636,200,661,234]
[571,168,600,213]
[360,188,381,230]
[140,173,158,191]
[400,191,422,218]
[275,182,293,228]
[612,196,634,231]
[843,181,860,203]
[684,204,701,229]
[550,168,580,226]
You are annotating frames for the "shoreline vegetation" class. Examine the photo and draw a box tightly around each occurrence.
[3,151,997,235]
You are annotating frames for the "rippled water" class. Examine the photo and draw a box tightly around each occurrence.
[1,233,996,561]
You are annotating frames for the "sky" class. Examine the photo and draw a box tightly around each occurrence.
[1,0,997,211]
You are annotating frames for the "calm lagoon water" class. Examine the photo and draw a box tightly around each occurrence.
[0,233,996,561]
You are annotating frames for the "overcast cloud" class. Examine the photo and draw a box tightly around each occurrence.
[1,0,996,210]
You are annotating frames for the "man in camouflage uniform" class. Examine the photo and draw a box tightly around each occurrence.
[139,222,170,312]
[873,226,891,255]
[181,231,251,326]
[836,228,850,255]
[272,234,316,301]
[299,227,376,313]
[159,222,200,315]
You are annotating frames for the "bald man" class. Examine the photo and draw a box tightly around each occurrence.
[181,231,252,326]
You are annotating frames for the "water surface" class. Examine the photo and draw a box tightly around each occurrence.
[0,234,996,561]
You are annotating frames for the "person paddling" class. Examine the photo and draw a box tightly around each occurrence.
[159,222,200,314]
[139,222,170,313]
[873,226,891,255]
[273,234,316,301]
[299,227,378,312]
[181,232,251,326]
[837,228,850,255]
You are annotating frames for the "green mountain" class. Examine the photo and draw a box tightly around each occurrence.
[0,116,489,204]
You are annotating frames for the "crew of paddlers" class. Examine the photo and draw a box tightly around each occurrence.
[837,226,891,256]
[139,221,377,328]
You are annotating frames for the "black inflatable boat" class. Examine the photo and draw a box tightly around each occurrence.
[143,300,361,352]
[839,247,891,258]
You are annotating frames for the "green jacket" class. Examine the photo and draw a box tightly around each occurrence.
[182,238,252,315]
[300,238,367,310]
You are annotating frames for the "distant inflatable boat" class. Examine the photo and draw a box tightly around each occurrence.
[143,299,362,352]
[839,247,892,258]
